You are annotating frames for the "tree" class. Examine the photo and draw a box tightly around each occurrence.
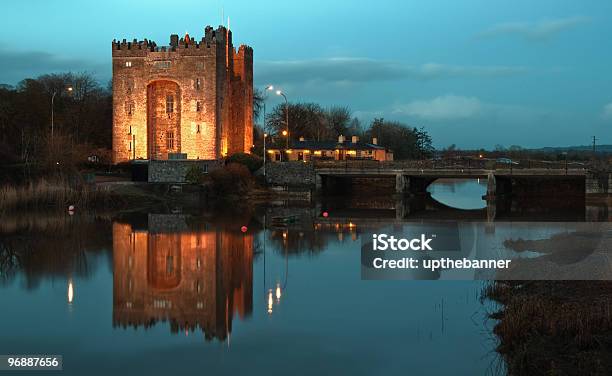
[267,102,329,143]
[365,118,434,160]
[253,88,264,124]
[326,106,351,136]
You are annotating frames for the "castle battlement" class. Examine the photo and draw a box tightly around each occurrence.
[111,26,252,55]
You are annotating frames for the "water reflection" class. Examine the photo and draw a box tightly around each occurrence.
[1,187,612,375]
[427,178,487,210]
[112,215,253,341]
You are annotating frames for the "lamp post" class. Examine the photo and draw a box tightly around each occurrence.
[51,85,73,143]
[276,90,289,149]
[262,85,274,176]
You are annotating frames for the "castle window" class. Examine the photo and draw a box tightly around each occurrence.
[126,79,134,93]
[166,131,174,149]
[196,123,201,134]
[196,101,201,112]
[128,125,132,135]
[125,61,132,67]
[128,141,132,151]
[153,61,171,69]
[166,95,174,114]
[126,101,134,116]
[195,78,201,90]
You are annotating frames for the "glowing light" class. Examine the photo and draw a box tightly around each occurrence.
[267,290,274,314]
[266,85,274,91]
[276,90,282,95]
[322,211,329,218]
[282,232,287,239]
[303,150,310,153]
[241,226,248,233]
[282,130,288,136]
[479,154,483,158]
[264,133,268,137]
[67,86,73,92]
[267,150,274,154]
[67,279,74,304]
[314,151,321,155]
[286,149,292,154]
[275,284,282,301]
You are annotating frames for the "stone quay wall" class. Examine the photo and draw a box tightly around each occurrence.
[265,162,316,187]
[148,159,221,183]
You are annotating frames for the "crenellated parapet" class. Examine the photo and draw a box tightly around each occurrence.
[112,25,233,57]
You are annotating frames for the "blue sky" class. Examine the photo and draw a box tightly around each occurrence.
[1,0,611,148]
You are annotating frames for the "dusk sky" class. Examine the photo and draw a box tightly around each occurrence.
[1,0,611,149]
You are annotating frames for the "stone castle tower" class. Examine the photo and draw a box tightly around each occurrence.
[112,26,253,163]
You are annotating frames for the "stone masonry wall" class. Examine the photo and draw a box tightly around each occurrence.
[265,162,315,187]
[148,160,221,183]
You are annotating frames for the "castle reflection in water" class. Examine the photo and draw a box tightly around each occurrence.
[112,214,253,341]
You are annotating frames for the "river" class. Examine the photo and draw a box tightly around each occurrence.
[1,178,608,375]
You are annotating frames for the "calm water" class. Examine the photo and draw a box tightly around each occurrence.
[1,178,604,375]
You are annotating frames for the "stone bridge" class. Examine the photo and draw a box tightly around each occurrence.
[265,161,612,197]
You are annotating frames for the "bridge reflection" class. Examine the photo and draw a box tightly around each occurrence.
[112,215,253,341]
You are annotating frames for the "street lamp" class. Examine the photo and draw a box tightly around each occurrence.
[276,90,289,149]
[51,85,73,142]
[262,85,274,176]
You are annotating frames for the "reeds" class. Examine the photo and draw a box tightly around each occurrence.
[484,281,612,375]
[0,179,119,212]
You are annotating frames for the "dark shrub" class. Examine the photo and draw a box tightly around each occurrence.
[210,163,252,195]
[225,152,263,173]
[185,165,207,184]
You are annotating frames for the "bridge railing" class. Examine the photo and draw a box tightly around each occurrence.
[312,159,589,171]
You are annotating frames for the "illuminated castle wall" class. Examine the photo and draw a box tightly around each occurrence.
[112,26,253,162]
[112,218,253,340]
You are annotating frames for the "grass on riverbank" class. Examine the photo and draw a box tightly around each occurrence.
[484,281,612,375]
[0,180,121,212]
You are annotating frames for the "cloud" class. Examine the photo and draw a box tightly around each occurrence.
[392,95,483,120]
[0,48,107,85]
[255,58,528,85]
[478,16,590,40]
[603,103,612,119]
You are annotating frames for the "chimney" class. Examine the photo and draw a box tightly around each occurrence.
[351,135,359,143]
[338,135,345,143]
[372,137,378,145]
[170,34,179,47]
[299,136,305,142]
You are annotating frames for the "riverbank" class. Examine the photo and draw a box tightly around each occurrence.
[485,281,612,375]
[0,179,311,214]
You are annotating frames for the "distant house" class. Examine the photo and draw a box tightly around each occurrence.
[267,135,393,162]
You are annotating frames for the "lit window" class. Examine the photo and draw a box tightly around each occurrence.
[125,61,132,67]
[166,95,174,114]
[196,101,201,112]
[166,131,174,149]
[195,78,201,90]
[126,101,133,115]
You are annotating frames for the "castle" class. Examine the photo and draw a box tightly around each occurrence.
[112,26,253,163]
